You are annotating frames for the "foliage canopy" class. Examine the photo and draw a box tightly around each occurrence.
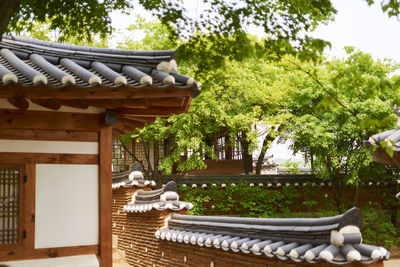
[283,50,399,212]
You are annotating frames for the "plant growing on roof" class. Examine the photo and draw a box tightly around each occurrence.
[283,49,399,213]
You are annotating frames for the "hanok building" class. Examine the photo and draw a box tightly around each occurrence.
[0,36,199,267]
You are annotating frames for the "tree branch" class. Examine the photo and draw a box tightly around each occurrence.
[0,0,19,39]
[291,62,356,116]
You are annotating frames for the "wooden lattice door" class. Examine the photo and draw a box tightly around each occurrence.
[0,165,24,246]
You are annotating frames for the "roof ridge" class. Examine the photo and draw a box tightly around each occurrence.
[2,35,176,57]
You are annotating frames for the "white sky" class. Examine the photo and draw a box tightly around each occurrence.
[312,0,400,63]
[110,0,400,163]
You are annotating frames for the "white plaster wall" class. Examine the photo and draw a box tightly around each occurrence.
[0,254,99,267]
[35,164,99,248]
[0,98,104,114]
[0,139,98,154]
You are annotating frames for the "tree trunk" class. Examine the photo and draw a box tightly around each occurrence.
[153,141,160,182]
[329,174,344,214]
[240,135,253,174]
[390,181,399,226]
[352,182,361,207]
[255,135,275,175]
[0,0,19,38]
[337,182,345,214]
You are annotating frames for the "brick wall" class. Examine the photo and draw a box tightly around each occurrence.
[112,186,151,250]
[112,186,385,267]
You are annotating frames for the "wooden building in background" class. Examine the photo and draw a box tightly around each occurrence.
[112,133,250,175]
[0,36,198,267]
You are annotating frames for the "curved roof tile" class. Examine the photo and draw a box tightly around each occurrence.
[0,36,200,93]
[156,208,389,265]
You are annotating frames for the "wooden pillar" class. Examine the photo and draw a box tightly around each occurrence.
[99,124,112,267]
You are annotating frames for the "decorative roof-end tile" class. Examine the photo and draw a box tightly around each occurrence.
[123,181,192,213]
[156,208,388,265]
[112,170,155,189]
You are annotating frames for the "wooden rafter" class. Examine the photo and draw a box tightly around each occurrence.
[59,100,89,109]
[7,94,29,110]
[117,107,183,117]
[31,99,62,111]
[121,119,145,130]
[183,97,192,113]
[122,116,155,123]
[148,97,186,108]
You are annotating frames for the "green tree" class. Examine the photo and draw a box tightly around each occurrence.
[15,20,110,47]
[114,18,289,178]
[283,50,398,213]
[2,0,337,65]
[117,15,175,51]
[133,55,290,177]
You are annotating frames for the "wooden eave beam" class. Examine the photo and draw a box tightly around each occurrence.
[84,99,148,109]
[59,97,186,111]
[0,109,101,131]
[0,129,99,142]
[0,84,193,100]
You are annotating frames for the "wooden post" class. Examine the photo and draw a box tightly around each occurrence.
[99,124,112,267]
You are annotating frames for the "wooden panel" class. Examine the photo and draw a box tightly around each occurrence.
[0,129,99,142]
[0,153,98,164]
[0,109,101,131]
[99,124,112,267]
[0,244,98,261]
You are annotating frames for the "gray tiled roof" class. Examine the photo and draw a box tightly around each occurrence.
[166,174,393,189]
[156,208,390,265]
[123,181,193,212]
[369,129,400,151]
[112,170,156,189]
[0,35,200,96]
